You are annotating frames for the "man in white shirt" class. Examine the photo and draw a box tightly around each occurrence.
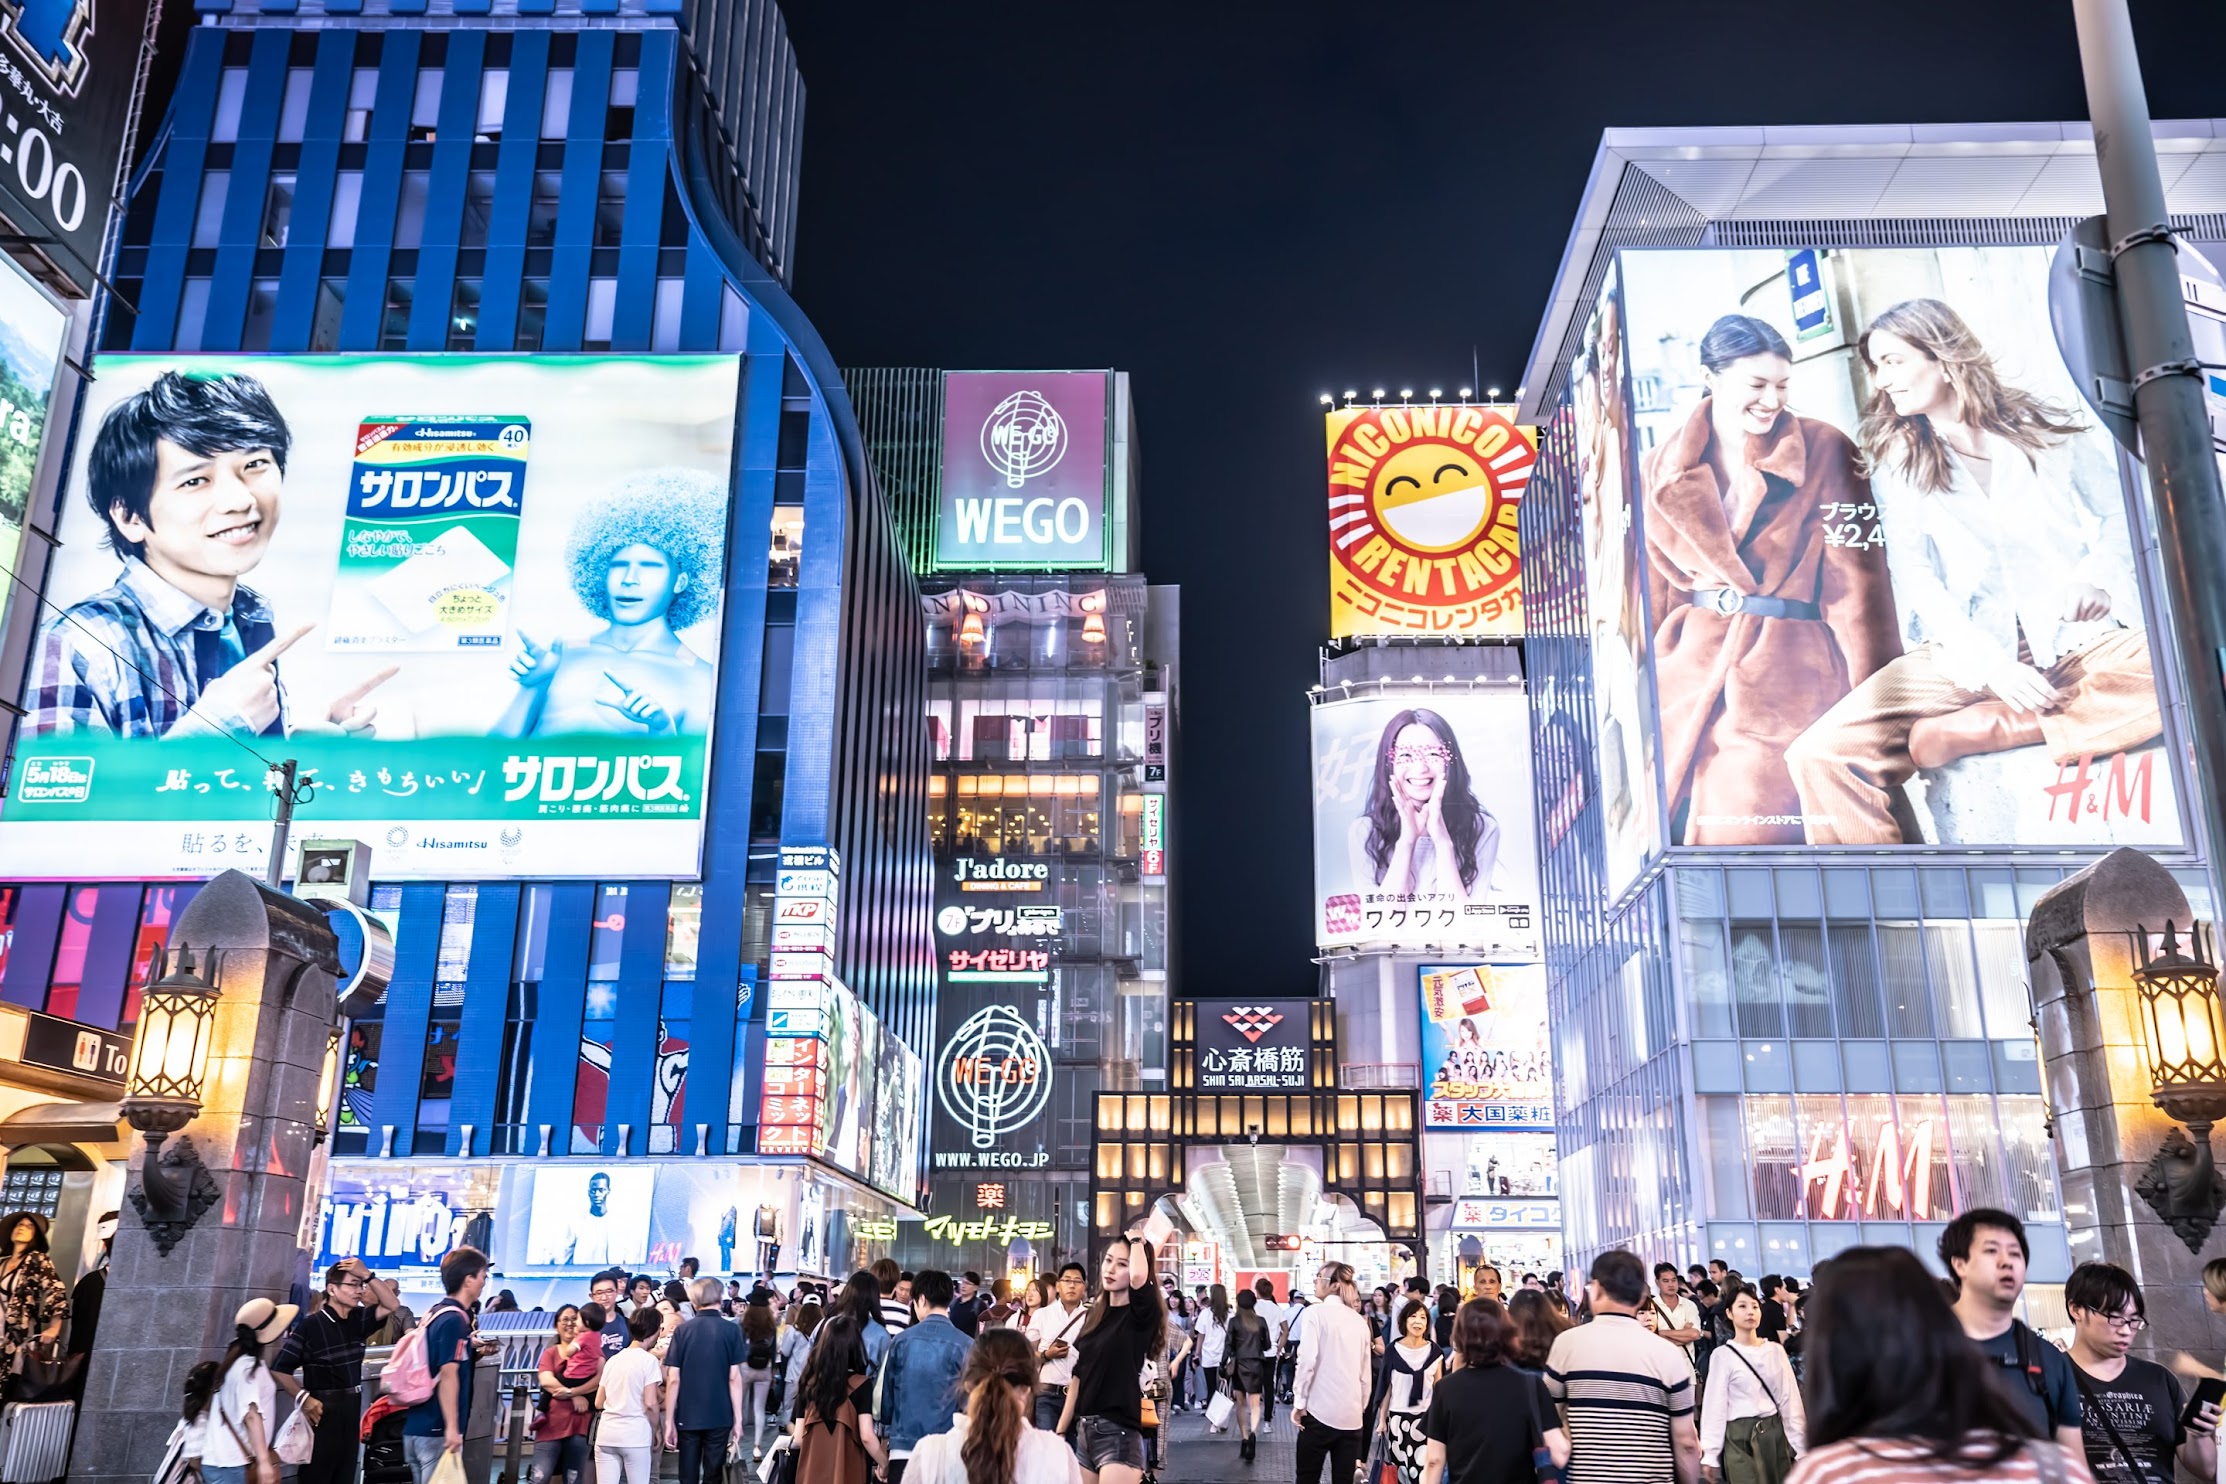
[1647,1263,1703,1376]
[1250,1279,1287,1423]
[1024,1262,1090,1432]
[1292,1262,1371,1484]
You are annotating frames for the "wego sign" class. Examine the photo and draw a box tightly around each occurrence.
[937,371,1110,570]
[1325,404,1532,638]
[933,1005,1053,1169]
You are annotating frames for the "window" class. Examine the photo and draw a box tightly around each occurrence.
[174,278,213,352]
[513,884,555,983]
[328,169,364,247]
[242,279,279,351]
[768,506,803,588]
[476,68,508,139]
[588,885,628,982]
[584,277,615,350]
[45,884,101,1022]
[540,68,573,139]
[278,68,314,142]
[0,1160,60,1221]
[261,174,295,248]
[652,279,682,351]
[526,171,561,246]
[393,170,430,249]
[212,68,248,143]
[593,172,627,247]
[436,886,477,980]
[606,68,638,139]
[0,888,19,985]
[651,977,688,1153]
[459,171,495,249]
[378,278,413,350]
[344,67,378,144]
[408,72,442,142]
[665,885,702,978]
[310,279,345,352]
[758,624,794,713]
[719,285,746,351]
[192,172,229,249]
[447,279,480,350]
[124,886,191,1029]
[517,279,549,352]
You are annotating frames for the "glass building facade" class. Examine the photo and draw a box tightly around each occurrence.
[1511,125,2226,1307]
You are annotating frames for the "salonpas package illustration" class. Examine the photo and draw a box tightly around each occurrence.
[330,415,531,650]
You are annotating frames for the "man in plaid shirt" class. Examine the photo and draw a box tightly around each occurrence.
[26,370,389,737]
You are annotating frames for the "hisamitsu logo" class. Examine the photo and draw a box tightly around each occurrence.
[0,0,95,97]
[1220,1006,1285,1044]
[16,756,92,803]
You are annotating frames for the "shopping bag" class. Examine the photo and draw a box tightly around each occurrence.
[1204,1391,1233,1430]
[273,1407,316,1465]
[429,1448,467,1484]
[1365,1431,1398,1484]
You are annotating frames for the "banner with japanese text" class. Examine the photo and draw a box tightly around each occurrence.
[0,353,740,879]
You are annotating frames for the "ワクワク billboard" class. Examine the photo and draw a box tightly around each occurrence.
[2,354,740,879]
[1617,246,2180,849]
[1311,690,1539,957]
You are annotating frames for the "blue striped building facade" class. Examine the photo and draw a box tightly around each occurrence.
[0,0,937,1177]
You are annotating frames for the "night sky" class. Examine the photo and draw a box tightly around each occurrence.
[778,2,2226,997]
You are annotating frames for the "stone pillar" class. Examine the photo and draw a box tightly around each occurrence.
[70,870,339,1484]
[2026,846,2226,1362]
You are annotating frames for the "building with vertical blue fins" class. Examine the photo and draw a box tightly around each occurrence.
[0,0,941,1310]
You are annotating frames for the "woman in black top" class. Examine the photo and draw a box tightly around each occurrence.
[1056,1226,1162,1484]
[1420,1299,1567,1484]
[1224,1290,1273,1462]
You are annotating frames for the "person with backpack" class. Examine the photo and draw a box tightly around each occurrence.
[739,1295,780,1459]
[397,1246,489,1484]
[792,1314,886,1484]
[1698,1282,1802,1483]
[1940,1208,2084,1452]
[207,1299,296,1484]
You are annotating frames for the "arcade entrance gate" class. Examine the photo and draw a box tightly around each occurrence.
[1090,998,1425,1257]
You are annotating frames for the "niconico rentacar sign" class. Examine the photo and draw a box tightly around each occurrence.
[1326,403,1532,638]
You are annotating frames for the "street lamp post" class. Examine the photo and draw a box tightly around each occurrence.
[2072,0,2226,902]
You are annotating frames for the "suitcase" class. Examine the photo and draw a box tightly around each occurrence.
[0,1401,73,1483]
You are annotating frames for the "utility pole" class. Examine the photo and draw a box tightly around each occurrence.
[2074,0,2226,903]
[265,759,310,888]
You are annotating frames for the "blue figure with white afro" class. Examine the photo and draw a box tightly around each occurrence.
[496,467,727,737]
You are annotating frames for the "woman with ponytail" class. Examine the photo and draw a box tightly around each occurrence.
[908,1330,1081,1484]
[202,1299,296,1484]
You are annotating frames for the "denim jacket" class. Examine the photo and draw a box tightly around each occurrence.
[874,1313,971,1455]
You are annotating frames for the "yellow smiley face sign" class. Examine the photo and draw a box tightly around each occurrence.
[1326,404,1533,637]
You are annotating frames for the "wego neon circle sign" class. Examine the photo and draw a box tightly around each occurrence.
[935,1005,1053,1152]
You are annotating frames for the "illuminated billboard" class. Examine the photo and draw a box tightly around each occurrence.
[1310,690,1538,957]
[1617,246,2181,849]
[1569,265,1664,892]
[1326,403,1530,638]
[935,371,1109,570]
[1419,964,1552,1131]
[2,354,739,879]
[0,256,65,594]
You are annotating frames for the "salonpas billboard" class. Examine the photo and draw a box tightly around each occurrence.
[3,354,740,879]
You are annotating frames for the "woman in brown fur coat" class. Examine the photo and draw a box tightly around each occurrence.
[1640,314,1900,845]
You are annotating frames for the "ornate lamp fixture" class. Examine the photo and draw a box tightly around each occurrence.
[2130,922,2226,1251]
[121,947,224,1254]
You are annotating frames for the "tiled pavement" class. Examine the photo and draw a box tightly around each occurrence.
[1154,1401,1300,1483]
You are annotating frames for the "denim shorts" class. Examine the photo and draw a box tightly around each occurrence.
[1074,1416,1145,1474]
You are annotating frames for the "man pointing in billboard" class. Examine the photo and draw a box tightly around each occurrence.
[26,371,393,738]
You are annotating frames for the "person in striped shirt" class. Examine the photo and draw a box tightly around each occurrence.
[1543,1250,1700,1484]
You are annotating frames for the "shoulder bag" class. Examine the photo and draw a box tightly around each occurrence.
[1719,1343,1797,1476]
[2070,1365,2157,1484]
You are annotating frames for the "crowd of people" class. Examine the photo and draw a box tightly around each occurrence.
[151,1203,2226,1484]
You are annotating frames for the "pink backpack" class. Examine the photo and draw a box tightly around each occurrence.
[381,1301,465,1405]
